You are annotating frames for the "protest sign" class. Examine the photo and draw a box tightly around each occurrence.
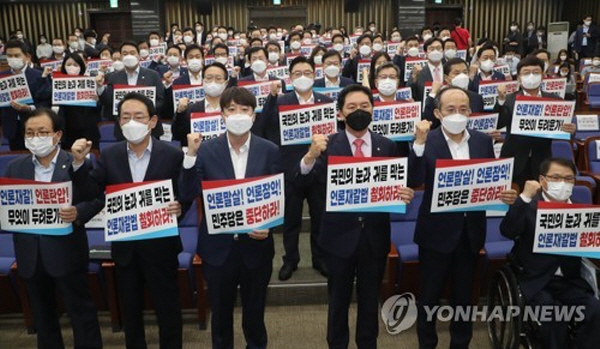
[510,96,575,140]
[52,73,97,107]
[370,101,420,141]
[278,103,337,145]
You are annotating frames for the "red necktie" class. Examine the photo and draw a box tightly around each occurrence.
[353,139,365,157]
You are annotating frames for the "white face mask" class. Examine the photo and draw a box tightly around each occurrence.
[204,82,226,97]
[391,36,401,43]
[69,41,79,49]
[444,49,457,59]
[251,60,267,74]
[292,75,314,92]
[422,34,432,41]
[407,47,420,57]
[441,113,468,134]
[520,73,542,89]
[544,180,573,202]
[149,39,160,47]
[313,55,323,65]
[543,62,549,72]
[122,55,139,69]
[167,55,180,67]
[333,43,344,52]
[359,45,372,57]
[215,56,228,66]
[377,78,397,96]
[372,43,384,52]
[593,59,600,67]
[510,26,517,31]
[112,60,125,71]
[226,114,253,135]
[302,38,312,45]
[560,71,569,77]
[451,73,470,90]
[479,59,495,73]
[239,38,248,46]
[40,38,47,44]
[505,54,514,60]
[324,65,340,78]
[428,50,443,62]
[218,33,228,41]
[268,52,280,63]
[196,27,203,33]
[183,36,194,44]
[90,38,97,46]
[269,33,277,40]
[584,20,592,26]
[25,136,56,158]
[8,57,25,71]
[187,58,203,73]
[290,41,301,50]
[121,120,150,144]
[139,49,150,58]
[560,55,567,61]
[65,65,81,75]
[53,46,65,54]
[17,34,24,40]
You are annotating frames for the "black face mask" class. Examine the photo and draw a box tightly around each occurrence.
[345,109,372,131]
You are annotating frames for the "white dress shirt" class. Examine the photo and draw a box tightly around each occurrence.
[301,130,371,174]
[33,148,60,182]
[295,91,315,105]
[126,66,141,86]
[204,99,221,113]
[253,73,269,82]
[182,133,251,177]
[325,77,340,87]
[127,138,152,182]
[189,73,203,85]
[412,128,470,159]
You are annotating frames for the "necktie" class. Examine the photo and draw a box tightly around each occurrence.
[434,66,441,82]
[353,139,365,157]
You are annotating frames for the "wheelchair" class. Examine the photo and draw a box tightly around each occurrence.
[486,254,600,349]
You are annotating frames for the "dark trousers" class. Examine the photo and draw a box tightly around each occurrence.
[417,231,478,349]
[528,277,600,349]
[282,181,325,267]
[203,242,273,349]
[324,232,387,349]
[115,249,182,349]
[24,255,102,349]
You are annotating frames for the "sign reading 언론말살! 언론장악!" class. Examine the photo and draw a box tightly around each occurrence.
[326,156,408,214]
[201,173,285,235]
[0,178,73,235]
[431,158,514,213]
[510,95,575,140]
[190,112,226,141]
[172,84,205,112]
[104,180,178,242]
[535,201,600,259]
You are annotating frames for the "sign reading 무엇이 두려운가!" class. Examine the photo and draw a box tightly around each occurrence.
[534,201,600,259]
[0,73,33,108]
[278,102,338,146]
[238,80,274,113]
[201,173,285,235]
[326,156,408,214]
[104,180,178,242]
[112,85,156,115]
[0,178,73,235]
[190,112,226,141]
[541,77,567,99]
[369,101,420,141]
[431,158,514,213]
[467,113,499,133]
[52,73,97,107]
[172,84,205,112]
[478,80,520,111]
[510,95,575,140]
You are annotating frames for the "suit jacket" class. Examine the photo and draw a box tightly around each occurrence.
[83,44,100,59]
[260,91,334,180]
[342,55,369,83]
[0,67,51,139]
[500,194,588,300]
[313,76,355,88]
[574,24,600,53]
[74,140,185,266]
[392,55,407,84]
[172,99,206,146]
[468,71,506,94]
[297,130,398,258]
[410,64,434,102]
[410,127,495,254]
[99,66,165,139]
[495,90,558,180]
[6,150,100,278]
[179,133,281,267]
[423,89,485,129]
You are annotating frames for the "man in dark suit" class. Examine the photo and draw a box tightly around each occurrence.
[172,62,229,146]
[83,28,100,59]
[494,56,576,190]
[179,87,280,349]
[411,87,517,349]
[96,41,165,141]
[314,50,355,88]
[298,85,415,348]
[342,33,373,83]
[409,37,445,102]
[1,40,51,150]
[422,58,485,129]
[71,93,186,349]
[468,43,505,93]
[501,157,600,349]
[5,108,102,348]
[261,56,334,280]
[392,36,421,86]
[574,14,600,59]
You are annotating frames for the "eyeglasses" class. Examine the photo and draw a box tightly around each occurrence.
[377,75,398,80]
[25,131,52,139]
[120,114,149,122]
[441,107,470,115]
[203,75,226,83]
[291,71,314,78]
[543,174,576,183]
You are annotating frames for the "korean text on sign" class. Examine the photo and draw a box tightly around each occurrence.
[278,102,337,145]
[370,101,421,141]
[510,95,575,140]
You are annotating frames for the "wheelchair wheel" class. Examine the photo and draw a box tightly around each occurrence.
[487,265,523,349]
